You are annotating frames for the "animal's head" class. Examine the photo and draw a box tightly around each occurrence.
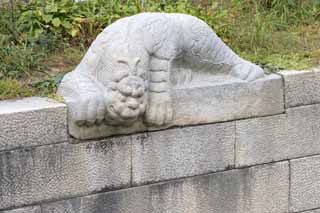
[96,46,148,126]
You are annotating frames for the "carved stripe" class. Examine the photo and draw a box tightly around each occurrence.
[150,57,169,71]
[150,71,169,83]
[149,82,170,93]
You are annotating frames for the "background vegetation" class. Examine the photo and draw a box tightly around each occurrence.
[0,0,319,100]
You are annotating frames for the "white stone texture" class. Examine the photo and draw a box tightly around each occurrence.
[0,97,68,151]
[132,122,235,184]
[236,114,288,167]
[42,162,289,213]
[280,69,320,108]
[0,206,40,213]
[236,104,320,167]
[290,155,320,212]
[58,13,268,140]
[0,137,131,210]
[286,104,320,158]
[69,74,283,140]
[172,74,283,125]
[302,209,320,213]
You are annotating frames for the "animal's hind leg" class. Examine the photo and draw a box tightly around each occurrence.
[181,15,265,81]
[144,57,173,126]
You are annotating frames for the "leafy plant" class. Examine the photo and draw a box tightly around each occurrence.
[0,79,36,100]
[31,74,64,95]
[17,0,83,40]
[0,0,319,100]
[0,42,47,78]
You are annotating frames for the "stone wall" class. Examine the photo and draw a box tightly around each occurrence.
[0,69,320,213]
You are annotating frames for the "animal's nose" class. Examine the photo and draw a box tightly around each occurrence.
[117,76,145,97]
[127,79,141,90]
[127,78,144,97]
[127,98,139,110]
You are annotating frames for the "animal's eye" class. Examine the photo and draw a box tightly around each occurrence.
[117,61,130,72]
[113,70,129,82]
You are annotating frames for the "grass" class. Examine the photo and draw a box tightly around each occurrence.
[0,79,36,100]
[0,0,319,100]
[0,46,84,100]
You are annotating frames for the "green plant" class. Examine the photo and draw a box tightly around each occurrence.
[17,0,83,40]
[0,79,36,100]
[31,73,64,96]
[0,0,319,100]
[0,42,47,78]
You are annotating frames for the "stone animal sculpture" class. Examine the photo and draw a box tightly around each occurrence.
[58,13,265,127]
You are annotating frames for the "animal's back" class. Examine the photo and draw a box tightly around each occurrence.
[110,13,240,67]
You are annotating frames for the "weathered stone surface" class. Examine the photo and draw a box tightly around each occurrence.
[236,104,320,167]
[302,209,320,213]
[132,122,235,184]
[70,74,284,140]
[280,69,320,108]
[0,206,40,213]
[0,137,131,210]
[0,97,68,151]
[286,104,320,158]
[42,162,289,213]
[290,155,320,212]
[172,74,283,125]
[236,114,288,167]
[59,13,266,140]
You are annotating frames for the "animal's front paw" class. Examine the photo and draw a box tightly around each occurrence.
[145,95,173,126]
[230,60,265,81]
[72,94,106,127]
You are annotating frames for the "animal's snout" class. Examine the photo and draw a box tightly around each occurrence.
[117,76,146,98]
[126,98,140,110]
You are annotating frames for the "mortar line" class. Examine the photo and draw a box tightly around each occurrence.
[295,207,320,213]
[234,120,237,168]
[130,135,133,186]
[274,72,287,109]
[0,140,67,154]
[288,160,292,213]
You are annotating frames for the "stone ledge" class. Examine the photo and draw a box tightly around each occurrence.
[41,161,289,213]
[300,209,320,213]
[69,74,284,140]
[290,155,320,212]
[0,97,68,151]
[236,104,320,167]
[0,137,131,210]
[0,206,40,213]
[279,68,320,108]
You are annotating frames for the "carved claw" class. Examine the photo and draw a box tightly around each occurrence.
[230,60,265,82]
[144,95,173,126]
[73,94,106,127]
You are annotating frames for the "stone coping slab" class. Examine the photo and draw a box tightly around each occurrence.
[0,206,40,213]
[69,74,284,140]
[0,97,68,151]
[0,97,65,114]
[279,68,320,108]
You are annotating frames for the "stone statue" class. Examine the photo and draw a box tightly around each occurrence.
[58,13,265,129]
